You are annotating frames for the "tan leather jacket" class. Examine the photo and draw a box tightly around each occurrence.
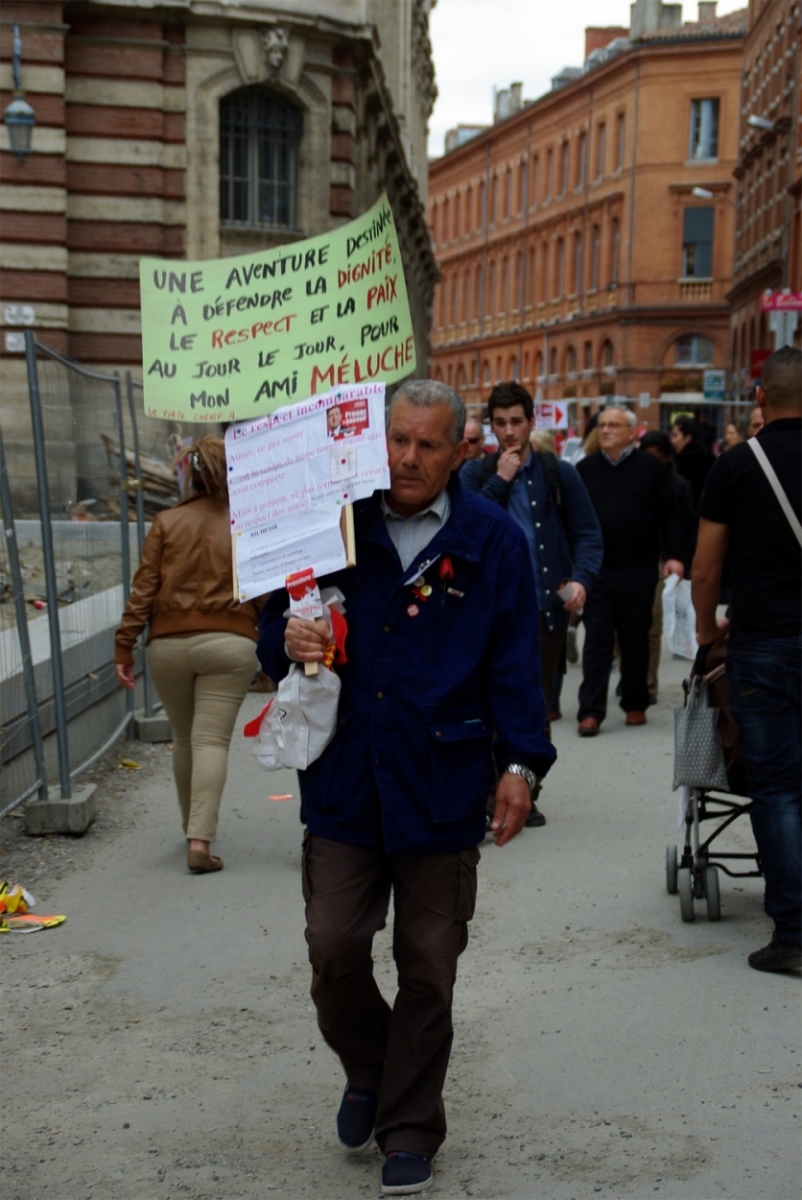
[115,495,263,665]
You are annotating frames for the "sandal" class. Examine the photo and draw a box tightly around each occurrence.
[187,849,224,874]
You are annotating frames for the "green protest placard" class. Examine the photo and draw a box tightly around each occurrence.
[138,194,416,422]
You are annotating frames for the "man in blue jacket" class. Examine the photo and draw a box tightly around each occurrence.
[258,379,555,1196]
[461,381,603,823]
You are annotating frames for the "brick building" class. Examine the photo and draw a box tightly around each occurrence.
[428,1,747,433]
[729,0,801,400]
[0,0,438,475]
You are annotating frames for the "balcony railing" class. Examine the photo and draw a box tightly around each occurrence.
[679,278,713,302]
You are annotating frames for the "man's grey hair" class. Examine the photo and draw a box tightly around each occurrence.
[605,404,637,428]
[387,379,466,444]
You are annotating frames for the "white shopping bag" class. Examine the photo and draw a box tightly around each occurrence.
[245,663,341,771]
[244,587,346,771]
[662,573,696,660]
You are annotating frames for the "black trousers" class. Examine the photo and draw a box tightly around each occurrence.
[538,616,567,742]
[578,563,657,722]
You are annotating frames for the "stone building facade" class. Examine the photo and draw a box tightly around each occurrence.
[428,1,747,433]
[0,0,437,476]
[728,0,801,400]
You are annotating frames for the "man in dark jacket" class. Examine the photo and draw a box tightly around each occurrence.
[576,407,685,734]
[692,346,801,973]
[258,380,555,1196]
[461,381,603,820]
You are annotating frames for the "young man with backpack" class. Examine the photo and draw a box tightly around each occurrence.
[461,381,603,825]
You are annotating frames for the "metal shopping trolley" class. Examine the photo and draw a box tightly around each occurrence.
[666,644,763,922]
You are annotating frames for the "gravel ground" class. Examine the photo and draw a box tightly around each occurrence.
[1,665,800,1200]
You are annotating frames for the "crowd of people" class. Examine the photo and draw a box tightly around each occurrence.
[115,348,800,1197]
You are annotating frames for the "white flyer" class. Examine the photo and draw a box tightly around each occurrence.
[226,383,389,598]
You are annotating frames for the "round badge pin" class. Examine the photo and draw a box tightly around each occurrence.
[407,604,420,617]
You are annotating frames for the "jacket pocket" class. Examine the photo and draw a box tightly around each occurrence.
[427,718,495,824]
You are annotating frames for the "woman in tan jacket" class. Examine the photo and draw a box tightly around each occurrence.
[115,435,262,874]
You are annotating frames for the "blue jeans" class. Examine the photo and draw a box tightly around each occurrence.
[726,636,801,947]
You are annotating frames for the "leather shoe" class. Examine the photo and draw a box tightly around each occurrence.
[525,804,546,828]
[748,936,802,973]
[578,717,600,737]
[187,849,224,873]
[625,710,647,726]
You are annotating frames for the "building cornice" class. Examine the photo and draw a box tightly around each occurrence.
[431,28,745,171]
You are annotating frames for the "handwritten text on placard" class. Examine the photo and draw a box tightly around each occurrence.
[139,195,415,422]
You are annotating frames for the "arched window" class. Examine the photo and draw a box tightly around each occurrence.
[566,345,577,375]
[610,219,620,286]
[457,363,468,389]
[535,351,544,379]
[451,274,459,325]
[573,233,582,295]
[674,334,714,365]
[510,355,520,381]
[601,339,615,370]
[220,88,302,227]
[555,238,565,298]
[590,225,601,290]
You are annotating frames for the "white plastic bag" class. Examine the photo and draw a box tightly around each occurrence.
[246,664,341,771]
[244,586,346,772]
[662,573,696,660]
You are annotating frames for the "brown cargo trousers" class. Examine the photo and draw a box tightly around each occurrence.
[301,833,480,1158]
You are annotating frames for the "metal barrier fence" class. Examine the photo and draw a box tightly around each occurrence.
[0,334,180,816]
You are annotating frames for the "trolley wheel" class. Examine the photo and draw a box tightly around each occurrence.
[666,844,679,895]
[678,867,695,922]
[705,866,721,921]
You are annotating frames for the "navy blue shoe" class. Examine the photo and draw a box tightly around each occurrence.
[381,1151,433,1195]
[335,1084,378,1152]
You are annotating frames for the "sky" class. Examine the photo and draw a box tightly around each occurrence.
[427,0,747,157]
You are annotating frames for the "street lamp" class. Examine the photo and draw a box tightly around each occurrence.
[692,186,736,206]
[747,114,791,134]
[3,26,36,165]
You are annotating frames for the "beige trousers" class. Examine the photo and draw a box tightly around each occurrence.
[147,633,256,843]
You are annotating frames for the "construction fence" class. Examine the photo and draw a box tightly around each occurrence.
[0,332,197,817]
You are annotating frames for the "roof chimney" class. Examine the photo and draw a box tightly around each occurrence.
[698,1,717,22]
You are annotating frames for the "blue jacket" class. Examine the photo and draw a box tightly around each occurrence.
[257,474,556,854]
[460,452,603,632]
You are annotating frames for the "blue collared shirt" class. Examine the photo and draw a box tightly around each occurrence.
[381,489,451,571]
[602,443,637,467]
[504,454,542,603]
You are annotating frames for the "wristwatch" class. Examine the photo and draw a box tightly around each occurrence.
[504,763,537,793]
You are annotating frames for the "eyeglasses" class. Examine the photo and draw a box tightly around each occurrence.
[598,422,629,430]
[466,437,483,444]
